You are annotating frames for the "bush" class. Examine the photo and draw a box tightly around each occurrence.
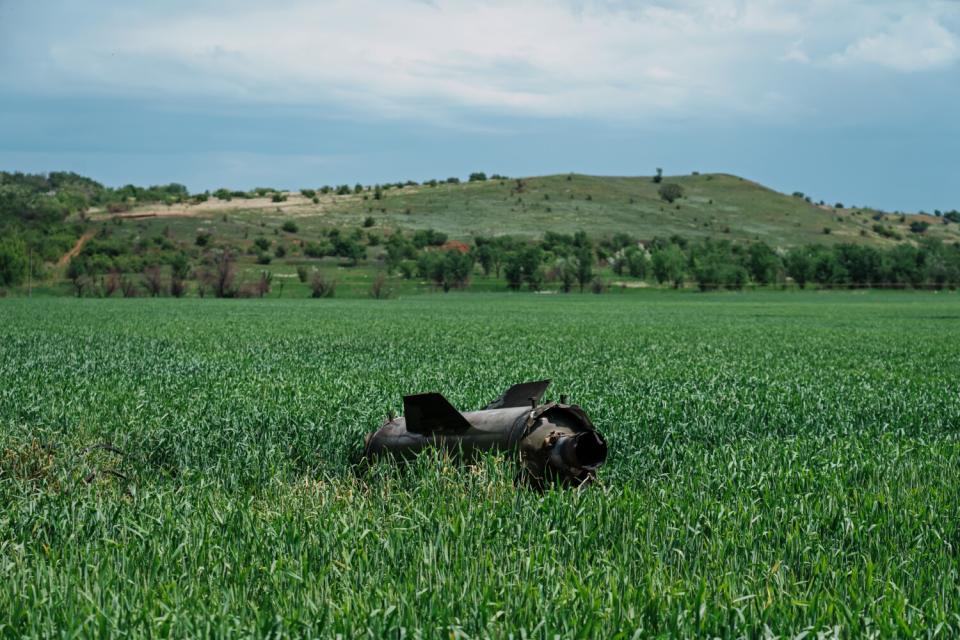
[300,189,316,199]
[296,266,309,283]
[823,227,832,235]
[0,235,28,287]
[271,193,287,203]
[195,232,212,247]
[589,277,607,294]
[256,253,272,265]
[281,221,298,233]
[369,271,391,299]
[312,196,320,204]
[910,220,930,234]
[363,216,376,228]
[309,272,336,298]
[274,245,287,258]
[658,183,684,203]
[469,172,487,182]
[303,241,331,258]
[253,237,271,252]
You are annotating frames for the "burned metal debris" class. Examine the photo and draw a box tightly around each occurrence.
[363,380,607,488]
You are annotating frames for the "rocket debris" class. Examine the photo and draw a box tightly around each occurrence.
[363,380,607,488]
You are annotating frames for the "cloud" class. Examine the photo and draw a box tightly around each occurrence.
[4,0,960,124]
[831,13,960,71]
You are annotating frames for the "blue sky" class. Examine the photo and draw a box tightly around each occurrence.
[1,0,958,212]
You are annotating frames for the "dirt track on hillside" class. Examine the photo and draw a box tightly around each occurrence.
[57,231,95,267]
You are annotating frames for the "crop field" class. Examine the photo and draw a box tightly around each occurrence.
[1,292,959,637]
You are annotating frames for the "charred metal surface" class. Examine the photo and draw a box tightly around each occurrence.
[363,380,607,488]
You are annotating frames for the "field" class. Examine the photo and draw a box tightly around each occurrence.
[2,292,959,637]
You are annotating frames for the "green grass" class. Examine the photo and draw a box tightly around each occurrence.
[2,292,959,637]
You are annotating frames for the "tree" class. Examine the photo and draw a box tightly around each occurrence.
[747,243,781,286]
[469,172,488,182]
[142,265,165,297]
[658,183,684,203]
[784,247,814,288]
[0,234,27,287]
[624,247,647,279]
[653,168,663,184]
[651,244,686,288]
[552,257,576,293]
[212,251,237,298]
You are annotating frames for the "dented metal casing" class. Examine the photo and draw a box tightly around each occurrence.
[363,380,607,488]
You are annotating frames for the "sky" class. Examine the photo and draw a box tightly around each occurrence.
[1,0,958,212]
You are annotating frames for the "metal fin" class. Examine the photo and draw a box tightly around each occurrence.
[404,393,472,434]
[484,380,551,410]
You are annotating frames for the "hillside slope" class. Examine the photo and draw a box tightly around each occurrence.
[93,173,959,248]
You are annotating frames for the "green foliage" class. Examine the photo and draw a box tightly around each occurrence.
[300,189,316,199]
[281,220,298,233]
[417,250,475,291]
[412,228,448,249]
[0,234,28,286]
[363,216,376,228]
[651,243,686,288]
[304,241,332,259]
[253,237,271,252]
[468,172,487,182]
[658,183,684,203]
[910,220,930,234]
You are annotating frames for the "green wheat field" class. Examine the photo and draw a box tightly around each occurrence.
[2,292,959,637]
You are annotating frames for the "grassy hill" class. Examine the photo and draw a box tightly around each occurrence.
[88,172,960,248]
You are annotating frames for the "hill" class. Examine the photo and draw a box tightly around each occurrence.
[86,172,960,248]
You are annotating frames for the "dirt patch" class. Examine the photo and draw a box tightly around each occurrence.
[58,231,95,267]
[87,192,354,222]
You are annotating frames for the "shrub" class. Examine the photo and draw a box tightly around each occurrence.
[910,220,930,234]
[142,265,165,297]
[256,253,272,265]
[300,189,316,199]
[195,232,212,247]
[312,196,320,204]
[274,245,287,258]
[253,237,271,252]
[653,168,663,184]
[823,227,832,235]
[271,193,287,203]
[369,271,391,299]
[658,183,684,203]
[363,216,376,228]
[281,221,298,233]
[303,242,331,258]
[469,172,487,182]
[0,235,28,287]
[589,277,607,294]
[296,266,309,283]
[309,272,336,298]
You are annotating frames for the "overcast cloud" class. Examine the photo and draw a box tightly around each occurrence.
[1,0,958,210]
